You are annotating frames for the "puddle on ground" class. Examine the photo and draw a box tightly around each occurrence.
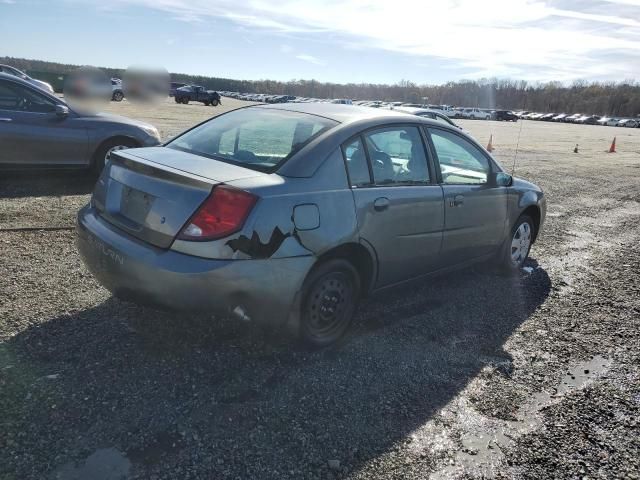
[424,355,612,479]
[52,430,183,480]
[126,430,183,466]
[52,448,130,480]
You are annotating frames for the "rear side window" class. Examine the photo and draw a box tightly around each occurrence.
[342,137,371,187]
[363,126,430,185]
[168,108,337,172]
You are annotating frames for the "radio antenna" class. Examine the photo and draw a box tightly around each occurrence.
[511,108,525,176]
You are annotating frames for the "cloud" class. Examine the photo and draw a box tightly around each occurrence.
[295,54,326,66]
[99,0,640,81]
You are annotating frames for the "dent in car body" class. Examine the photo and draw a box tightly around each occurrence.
[226,227,292,259]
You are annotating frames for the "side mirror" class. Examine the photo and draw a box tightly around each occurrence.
[495,172,513,187]
[55,105,69,118]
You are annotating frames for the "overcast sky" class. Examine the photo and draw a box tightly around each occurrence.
[1,0,639,84]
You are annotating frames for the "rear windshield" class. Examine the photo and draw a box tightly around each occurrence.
[167,108,337,172]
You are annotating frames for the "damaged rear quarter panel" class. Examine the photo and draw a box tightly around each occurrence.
[170,148,359,261]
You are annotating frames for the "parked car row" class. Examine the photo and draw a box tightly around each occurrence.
[220,92,295,103]
[513,111,640,127]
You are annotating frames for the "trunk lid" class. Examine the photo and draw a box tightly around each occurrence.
[92,148,262,248]
[125,147,264,183]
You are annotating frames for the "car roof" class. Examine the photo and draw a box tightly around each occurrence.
[393,107,443,115]
[253,102,412,124]
[0,71,30,85]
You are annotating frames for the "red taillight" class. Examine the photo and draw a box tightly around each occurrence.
[178,185,257,241]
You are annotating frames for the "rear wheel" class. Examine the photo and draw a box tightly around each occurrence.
[182,98,189,104]
[92,138,139,174]
[499,214,534,273]
[300,259,360,348]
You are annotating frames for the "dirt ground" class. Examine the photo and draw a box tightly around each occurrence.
[1,99,639,480]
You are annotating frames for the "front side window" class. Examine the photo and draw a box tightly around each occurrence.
[363,126,430,185]
[0,81,56,113]
[428,128,490,185]
[167,108,337,171]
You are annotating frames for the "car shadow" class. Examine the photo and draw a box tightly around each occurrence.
[0,171,97,199]
[3,259,550,479]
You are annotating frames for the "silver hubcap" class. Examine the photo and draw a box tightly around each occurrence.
[105,145,128,162]
[510,222,532,266]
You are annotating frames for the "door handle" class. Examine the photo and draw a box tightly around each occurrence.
[0,118,12,122]
[449,195,464,207]
[373,197,390,212]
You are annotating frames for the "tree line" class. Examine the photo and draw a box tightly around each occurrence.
[3,56,639,117]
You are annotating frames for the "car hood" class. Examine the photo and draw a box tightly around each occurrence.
[512,177,542,193]
[30,78,53,92]
[75,111,156,130]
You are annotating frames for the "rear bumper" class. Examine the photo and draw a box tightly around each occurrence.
[76,205,314,327]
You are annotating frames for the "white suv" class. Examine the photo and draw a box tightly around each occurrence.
[111,78,124,102]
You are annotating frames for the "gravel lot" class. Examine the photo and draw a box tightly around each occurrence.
[1,98,639,480]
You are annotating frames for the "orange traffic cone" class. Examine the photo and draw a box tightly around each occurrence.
[608,137,616,153]
[486,135,494,152]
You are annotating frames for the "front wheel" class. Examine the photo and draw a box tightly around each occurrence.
[92,138,139,174]
[211,99,219,107]
[300,259,360,348]
[112,91,124,102]
[499,215,534,273]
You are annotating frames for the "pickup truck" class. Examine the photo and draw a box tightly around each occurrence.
[461,108,491,120]
[174,85,221,106]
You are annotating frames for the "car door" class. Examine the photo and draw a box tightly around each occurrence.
[0,79,88,166]
[426,127,508,264]
[343,125,445,287]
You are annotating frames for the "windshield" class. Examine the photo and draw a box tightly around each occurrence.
[167,108,337,171]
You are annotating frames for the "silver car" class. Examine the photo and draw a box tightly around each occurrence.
[77,104,546,346]
[0,73,161,171]
[392,106,464,130]
[0,64,54,94]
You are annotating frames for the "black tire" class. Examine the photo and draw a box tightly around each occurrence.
[499,214,535,273]
[92,137,139,174]
[174,97,181,103]
[299,259,360,348]
[112,91,124,102]
[211,99,219,107]
[182,98,189,104]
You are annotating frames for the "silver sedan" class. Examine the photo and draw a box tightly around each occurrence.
[0,73,161,172]
[77,103,546,347]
